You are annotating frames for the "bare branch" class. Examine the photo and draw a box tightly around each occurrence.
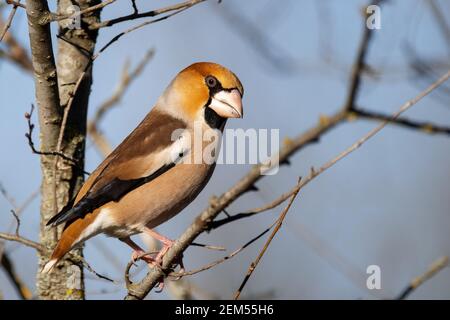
[0,181,18,208]
[10,210,20,236]
[95,4,201,58]
[233,178,302,299]
[90,0,207,29]
[209,180,302,230]
[351,108,450,135]
[169,223,274,279]
[24,105,89,174]
[0,185,32,300]
[120,0,449,297]
[0,0,20,42]
[0,181,38,238]
[343,5,375,111]
[124,69,450,299]
[190,242,226,251]
[0,231,116,284]
[0,232,44,252]
[130,0,138,15]
[0,11,33,72]
[397,256,449,299]
[5,0,25,9]
[48,0,115,23]
[125,223,273,287]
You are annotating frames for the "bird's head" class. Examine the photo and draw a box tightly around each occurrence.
[158,62,244,128]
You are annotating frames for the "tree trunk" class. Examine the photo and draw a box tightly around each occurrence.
[26,0,100,299]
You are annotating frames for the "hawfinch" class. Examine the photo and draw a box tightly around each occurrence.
[43,62,243,273]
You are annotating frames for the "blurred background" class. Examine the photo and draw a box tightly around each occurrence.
[1,0,450,299]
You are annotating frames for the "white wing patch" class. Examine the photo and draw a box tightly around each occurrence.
[142,129,191,177]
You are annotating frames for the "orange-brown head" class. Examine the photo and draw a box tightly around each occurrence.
[157,62,244,128]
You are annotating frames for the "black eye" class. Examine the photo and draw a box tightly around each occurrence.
[205,76,217,88]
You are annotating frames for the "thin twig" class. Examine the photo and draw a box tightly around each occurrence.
[0,184,110,283]
[91,0,206,29]
[209,180,302,230]
[131,0,138,15]
[190,242,226,251]
[0,13,33,71]
[344,3,376,111]
[0,231,116,283]
[0,232,44,252]
[95,5,197,58]
[253,70,450,221]
[0,0,20,42]
[5,0,25,9]
[234,70,450,299]
[351,108,450,135]
[67,255,117,284]
[4,188,38,235]
[0,181,38,234]
[0,181,18,208]
[397,256,449,299]
[10,210,20,236]
[48,0,116,23]
[169,224,275,278]
[24,105,88,173]
[125,224,272,284]
[233,178,302,299]
[57,1,204,143]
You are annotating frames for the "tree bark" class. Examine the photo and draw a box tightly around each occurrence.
[26,0,100,299]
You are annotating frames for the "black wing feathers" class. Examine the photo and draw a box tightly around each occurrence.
[46,162,176,227]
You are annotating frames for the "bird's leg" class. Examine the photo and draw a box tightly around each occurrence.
[119,237,165,291]
[142,227,176,265]
[142,228,185,291]
[119,237,156,264]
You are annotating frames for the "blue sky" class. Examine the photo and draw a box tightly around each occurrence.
[1,0,450,299]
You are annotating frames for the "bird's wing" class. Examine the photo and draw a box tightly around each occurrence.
[46,110,189,227]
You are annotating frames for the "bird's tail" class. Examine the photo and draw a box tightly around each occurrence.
[41,236,75,274]
[41,219,86,274]
[41,258,58,274]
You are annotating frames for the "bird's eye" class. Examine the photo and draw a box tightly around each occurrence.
[205,76,217,88]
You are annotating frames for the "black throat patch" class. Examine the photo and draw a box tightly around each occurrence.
[204,106,226,129]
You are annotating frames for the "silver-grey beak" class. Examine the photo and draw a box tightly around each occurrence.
[209,89,243,118]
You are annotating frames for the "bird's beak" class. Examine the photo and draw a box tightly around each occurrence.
[209,89,243,118]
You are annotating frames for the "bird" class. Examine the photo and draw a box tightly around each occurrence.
[42,62,243,274]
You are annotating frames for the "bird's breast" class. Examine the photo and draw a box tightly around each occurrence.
[104,162,216,236]
[102,123,222,237]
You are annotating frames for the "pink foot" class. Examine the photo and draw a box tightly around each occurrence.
[154,238,175,264]
[120,237,165,290]
[131,250,156,265]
